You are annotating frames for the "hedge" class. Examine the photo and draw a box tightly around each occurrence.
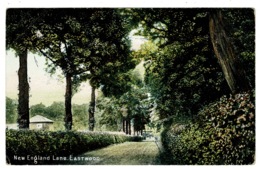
[161,91,255,165]
[6,130,143,165]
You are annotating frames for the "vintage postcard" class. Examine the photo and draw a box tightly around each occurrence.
[5,3,256,166]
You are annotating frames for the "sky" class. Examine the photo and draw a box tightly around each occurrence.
[6,50,93,106]
[5,35,146,106]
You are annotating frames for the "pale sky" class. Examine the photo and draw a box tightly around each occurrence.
[5,35,146,106]
[6,50,92,106]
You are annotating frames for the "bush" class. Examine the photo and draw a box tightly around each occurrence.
[6,130,143,165]
[161,91,255,165]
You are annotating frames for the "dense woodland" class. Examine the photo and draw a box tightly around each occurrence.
[6,8,255,164]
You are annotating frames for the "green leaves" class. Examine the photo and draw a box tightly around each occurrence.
[6,9,39,52]
[6,130,143,165]
[96,66,152,132]
[6,97,18,124]
[132,8,254,125]
[161,91,255,165]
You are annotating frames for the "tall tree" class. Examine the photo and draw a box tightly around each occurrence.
[34,9,87,130]
[34,9,136,130]
[96,69,151,134]
[17,49,30,128]
[88,86,96,131]
[209,9,251,93]
[6,9,41,129]
[132,8,254,121]
[81,9,136,131]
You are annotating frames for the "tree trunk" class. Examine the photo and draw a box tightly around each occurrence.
[17,49,29,129]
[209,10,251,94]
[64,73,73,130]
[128,119,131,135]
[122,118,126,133]
[125,119,129,134]
[88,86,95,131]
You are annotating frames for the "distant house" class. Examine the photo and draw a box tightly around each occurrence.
[30,115,54,130]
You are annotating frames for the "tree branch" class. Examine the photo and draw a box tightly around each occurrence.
[37,48,59,66]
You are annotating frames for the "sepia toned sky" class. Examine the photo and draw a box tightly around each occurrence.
[5,35,146,106]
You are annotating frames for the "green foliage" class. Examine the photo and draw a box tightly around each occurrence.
[29,102,89,131]
[161,91,255,165]
[135,9,231,120]
[33,9,136,93]
[30,102,64,120]
[72,104,89,130]
[123,87,151,132]
[47,102,65,119]
[96,68,152,133]
[144,41,228,119]
[95,95,121,131]
[6,9,41,53]
[6,130,143,165]
[35,9,137,130]
[130,9,255,165]
[6,97,18,123]
[100,72,133,98]
[131,8,254,125]
[7,8,137,130]
[30,103,48,117]
[224,9,255,89]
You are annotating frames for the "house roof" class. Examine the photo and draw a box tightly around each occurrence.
[30,115,54,123]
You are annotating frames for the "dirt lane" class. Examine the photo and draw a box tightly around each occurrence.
[67,141,160,165]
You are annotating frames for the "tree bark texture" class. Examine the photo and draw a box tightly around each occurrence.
[128,119,131,135]
[125,119,129,134]
[209,10,251,94]
[88,86,96,131]
[64,73,73,130]
[122,118,126,133]
[17,49,30,129]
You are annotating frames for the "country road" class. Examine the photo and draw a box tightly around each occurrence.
[66,140,161,165]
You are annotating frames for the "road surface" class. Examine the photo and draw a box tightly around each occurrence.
[67,140,160,165]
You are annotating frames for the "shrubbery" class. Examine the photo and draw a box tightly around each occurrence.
[6,130,143,165]
[161,91,255,165]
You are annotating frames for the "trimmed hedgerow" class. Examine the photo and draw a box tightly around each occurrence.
[6,130,143,165]
[161,91,255,165]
